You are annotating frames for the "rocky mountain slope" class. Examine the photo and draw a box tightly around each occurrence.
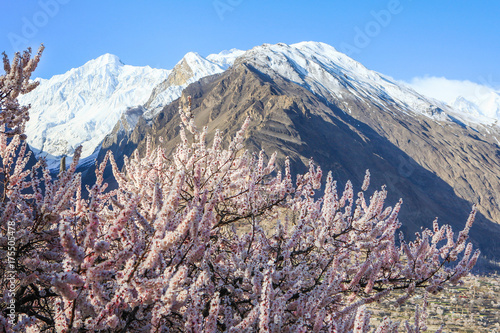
[237,42,500,225]
[97,43,500,269]
[19,41,500,269]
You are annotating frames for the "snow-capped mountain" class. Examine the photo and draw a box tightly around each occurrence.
[236,42,500,128]
[21,41,499,171]
[143,49,244,118]
[206,48,246,69]
[19,54,170,165]
[405,76,500,126]
[450,92,500,125]
[20,49,245,167]
[17,41,500,270]
[99,42,499,270]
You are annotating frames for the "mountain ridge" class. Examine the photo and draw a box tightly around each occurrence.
[18,41,500,270]
[96,59,500,270]
[20,42,500,168]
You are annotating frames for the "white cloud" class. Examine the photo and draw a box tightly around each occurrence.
[404,76,500,122]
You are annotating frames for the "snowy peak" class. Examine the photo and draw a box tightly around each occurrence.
[181,48,245,77]
[453,96,482,118]
[86,53,123,67]
[206,48,246,70]
[237,41,375,83]
[20,55,169,165]
[63,53,124,80]
[144,49,244,116]
[454,91,500,124]
[235,41,496,128]
[292,41,374,76]
[19,41,499,170]
[167,52,222,86]
[20,47,246,167]
[406,76,500,126]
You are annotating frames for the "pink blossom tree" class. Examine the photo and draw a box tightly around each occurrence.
[1,49,480,332]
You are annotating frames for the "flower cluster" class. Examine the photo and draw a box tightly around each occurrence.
[0,49,479,332]
[0,45,44,139]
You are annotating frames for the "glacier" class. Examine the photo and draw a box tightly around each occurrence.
[20,54,170,162]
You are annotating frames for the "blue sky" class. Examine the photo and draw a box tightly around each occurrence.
[1,0,499,89]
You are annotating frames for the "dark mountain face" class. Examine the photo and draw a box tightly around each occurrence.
[94,61,500,271]
[331,89,500,225]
